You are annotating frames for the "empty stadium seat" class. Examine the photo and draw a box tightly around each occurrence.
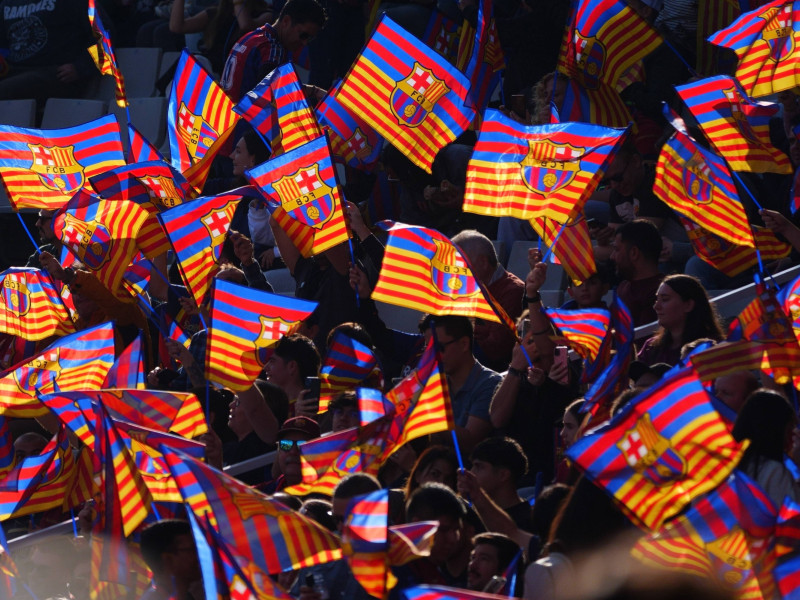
[91,47,163,103]
[0,99,36,127]
[40,98,107,129]
[109,96,168,151]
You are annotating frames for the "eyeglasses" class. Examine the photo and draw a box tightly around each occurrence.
[435,338,460,353]
[277,439,303,452]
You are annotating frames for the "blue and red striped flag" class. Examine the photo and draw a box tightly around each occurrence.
[531,215,597,285]
[0,267,75,340]
[234,63,323,157]
[246,135,350,257]
[336,14,475,173]
[708,0,800,98]
[168,49,239,191]
[455,0,504,117]
[158,187,251,305]
[424,10,461,64]
[319,330,383,411]
[0,417,11,480]
[0,115,125,210]
[103,335,146,389]
[675,76,791,174]
[205,279,317,391]
[464,109,628,224]
[388,521,438,565]
[552,76,633,128]
[90,160,190,211]
[403,585,520,600]
[775,497,800,599]
[567,365,747,529]
[343,489,393,598]
[545,306,611,362]
[122,254,153,299]
[654,130,755,248]
[88,0,127,107]
[316,80,385,171]
[792,123,800,215]
[127,123,165,164]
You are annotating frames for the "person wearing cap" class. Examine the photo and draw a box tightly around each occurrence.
[262,416,321,494]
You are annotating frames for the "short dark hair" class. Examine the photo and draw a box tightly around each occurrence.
[326,322,374,351]
[472,532,519,571]
[328,390,358,412]
[332,473,381,501]
[253,378,290,426]
[470,436,529,484]
[278,0,327,26]
[406,482,466,522]
[274,334,321,381]
[615,219,662,264]
[434,315,474,346]
[300,498,337,531]
[241,129,269,165]
[140,519,192,572]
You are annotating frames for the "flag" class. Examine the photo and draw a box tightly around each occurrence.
[90,160,191,211]
[336,14,475,173]
[689,340,767,383]
[319,330,383,411]
[424,10,461,64]
[0,115,125,210]
[455,0,504,116]
[205,279,318,391]
[0,322,115,418]
[343,489,394,598]
[387,522,438,565]
[567,365,747,529]
[403,585,521,600]
[697,0,740,75]
[316,80,385,171]
[168,49,239,191]
[774,498,800,599]
[632,470,778,600]
[162,447,342,574]
[464,109,628,224]
[87,0,127,107]
[103,335,146,389]
[0,267,75,340]
[245,135,350,257]
[553,76,633,128]
[127,123,165,164]
[0,522,20,597]
[233,63,323,157]
[122,254,153,299]
[675,75,791,174]
[708,0,800,97]
[545,306,611,362]
[158,187,251,305]
[531,215,596,285]
[371,222,509,323]
[654,129,755,248]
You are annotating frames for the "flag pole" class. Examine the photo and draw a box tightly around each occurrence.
[17,213,41,255]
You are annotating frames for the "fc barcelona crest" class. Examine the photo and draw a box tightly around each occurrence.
[573,33,606,90]
[55,213,113,271]
[136,175,183,209]
[272,164,335,229]
[177,102,218,162]
[722,87,759,145]
[344,128,373,163]
[705,529,753,589]
[430,239,480,299]
[520,139,583,197]
[13,349,62,396]
[2,275,30,317]
[390,62,450,128]
[254,315,293,366]
[762,4,794,63]
[617,413,686,485]
[682,152,716,206]
[201,208,230,247]
[28,144,85,194]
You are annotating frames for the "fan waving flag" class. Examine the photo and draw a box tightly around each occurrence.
[531,215,596,285]
[234,63,323,157]
[675,76,791,174]
[319,330,383,412]
[336,14,475,173]
[567,365,747,530]
[342,489,394,598]
[0,115,125,210]
[246,135,350,257]
[0,268,75,340]
[87,0,127,107]
[206,279,318,391]
[545,307,610,362]
[103,336,146,389]
[654,130,754,248]
[708,0,800,97]
[90,160,191,211]
[464,109,628,224]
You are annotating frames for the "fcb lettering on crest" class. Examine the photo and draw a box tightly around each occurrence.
[682,152,716,205]
[762,3,794,62]
[722,87,759,145]
[2,275,30,317]
[272,165,335,229]
[13,349,62,396]
[56,213,113,271]
[617,413,686,485]
[573,34,606,90]
[177,102,219,162]
[520,139,584,196]
[390,62,450,128]
[136,175,183,208]
[705,529,752,589]
[28,144,85,194]
[430,239,480,299]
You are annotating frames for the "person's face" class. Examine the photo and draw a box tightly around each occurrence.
[276,433,305,481]
[331,404,360,432]
[467,543,501,591]
[560,411,580,448]
[470,459,504,495]
[164,534,202,584]
[653,283,693,331]
[230,137,256,177]
[278,17,320,53]
[429,514,462,565]
[71,290,99,321]
[227,396,249,437]
[265,354,292,387]
[13,436,47,464]
[610,234,633,280]
[36,210,55,243]
[569,275,607,308]
[435,326,468,375]
[713,373,750,413]
[416,458,456,489]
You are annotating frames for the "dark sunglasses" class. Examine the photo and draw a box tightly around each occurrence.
[277,439,303,452]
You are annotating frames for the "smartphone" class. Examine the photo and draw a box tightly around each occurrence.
[517,318,531,340]
[553,346,569,385]
[304,376,321,400]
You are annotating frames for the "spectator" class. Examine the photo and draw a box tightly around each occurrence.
[264,333,321,415]
[466,532,520,592]
[139,519,204,600]
[712,371,759,415]
[264,415,320,493]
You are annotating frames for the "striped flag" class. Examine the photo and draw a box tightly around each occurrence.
[127,123,165,164]
[88,0,127,107]
[336,15,475,173]
[403,585,522,600]
[246,135,350,257]
[775,497,800,599]
[90,160,190,211]
[424,10,461,64]
[319,330,383,411]
[464,109,628,224]
[0,267,75,340]
[103,336,146,389]
[545,306,611,362]
[531,215,597,285]
[0,115,125,210]
[455,0,504,116]
[675,75,791,174]
[205,279,317,391]
[343,490,393,598]
[553,76,633,128]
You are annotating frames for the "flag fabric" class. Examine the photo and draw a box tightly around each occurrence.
[319,330,383,411]
[127,123,165,164]
[689,340,767,383]
[342,489,394,598]
[122,254,153,299]
[632,470,778,600]
[0,267,75,340]
[103,335,146,389]
[675,75,791,174]
[90,160,191,211]
[553,76,633,128]
[464,109,628,224]
[0,115,125,210]
[387,522,438,566]
[403,585,521,600]
[168,49,239,191]
[566,365,747,529]
[0,522,20,597]
[0,322,115,418]
[371,222,508,323]
[316,80,385,171]
[697,0,740,75]
[455,0,504,116]
[335,14,475,173]
[87,0,127,107]
[545,306,611,362]
[0,417,12,480]
[233,63,323,157]
[245,135,350,257]
[424,10,461,64]
[531,215,597,285]
[158,187,251,305]
[162,447,342,574]
[775,498,800,599]
[708,0,800,97]
[205,279,318,391]
[654,129,755,248]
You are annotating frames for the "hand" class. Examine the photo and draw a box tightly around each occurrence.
[178,295,200,316]
[348,262,371,297]
[231,231,256,266]
[527,366,547,386]
[295,389,319,417]
[525,256,547,296]
[761,208,793,236]
[345,201,371,240]
[38,251,65,279]
[201,430,223,469]
[76,499,96,535]
[56,63,79,83]
[146,366,163,388]
[257,248,275,269]
[509,334,537,370]
[659,236,673,262]
[591,225,615,246]
[456,467,480,499]
[165,337,193,366]
[548,358,569,385]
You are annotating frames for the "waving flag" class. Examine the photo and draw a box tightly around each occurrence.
[0,267,74,340]
[158,187,251,305]
[316,80,385,171]
[121,254,153,299]
[545,307,610,362]
[372,222,510,323]
[127,123,165,164]
[567,366,747,529]
[675,76,791,174]
[531,215,596,285]
[246,135,350,257]
[168,49,239,191]
[162,447,342,573]
[654,130,754,248]
[319,330,383,411]
[91,160,190,210]
[234,63,323,156]
[336,15,475,173]
[775,498,800,599]
[88,0,127,107]
[464,109,627,224]
[403,585,522,600]
[553,76,633,128]
[0,322,115,418]
[708,0,800,97]
[424,10,461,64]
[343,490,394,598]
[455,0,504,116]
[206,279,318,391]
[0,115,125,210]
[103,336,146,389]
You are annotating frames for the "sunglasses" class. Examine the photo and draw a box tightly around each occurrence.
[276,439,303,452]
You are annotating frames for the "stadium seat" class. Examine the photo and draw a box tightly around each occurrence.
[506,240,567,306]
[91,47,163,102]
[264,268,296,296]
[375,301,423,333]
[109,96,168,151]
[0,99,36,127]
[40,98,107,129]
